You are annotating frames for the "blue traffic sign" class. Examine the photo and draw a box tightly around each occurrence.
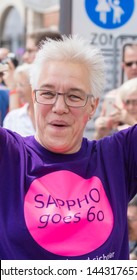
[85,0,135,29]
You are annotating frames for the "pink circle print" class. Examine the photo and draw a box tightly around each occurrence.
[24,171,113,256]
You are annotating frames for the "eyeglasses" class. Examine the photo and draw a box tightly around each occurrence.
[34,89,94,108]
[25,48,37,54]
[123,99,137,106]
[124,61,137,67]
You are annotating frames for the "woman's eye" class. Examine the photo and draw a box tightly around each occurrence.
[68,94,82,101]
[41,91,55,98]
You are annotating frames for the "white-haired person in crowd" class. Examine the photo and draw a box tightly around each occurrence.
[109,77,137,130]
[94,77,137,139]
[0,36,137,260]
[3,63,35,136]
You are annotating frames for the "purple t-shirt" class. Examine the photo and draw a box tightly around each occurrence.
[0,126,137,260]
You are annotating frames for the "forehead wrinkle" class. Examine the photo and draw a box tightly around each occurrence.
[39,84,54,89]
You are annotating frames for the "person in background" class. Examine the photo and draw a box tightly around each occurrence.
[3,63,35,136]
[127,195,137,260]
[94,78,137,139]
[0,63,8,87]
[0,85,9,126]
[0,48,10,86]
[22,30,62,64]
[0,36,137,260]
[98,43,137,132]
[2,52,19,89]
[7,31,63,112]
[1,52,19,111]
[0,47,9,61]
[121,44,137,83]
[0,63,9,126]
[109,77,137,131]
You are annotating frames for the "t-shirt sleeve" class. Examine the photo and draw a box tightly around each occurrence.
[0,127,22,160]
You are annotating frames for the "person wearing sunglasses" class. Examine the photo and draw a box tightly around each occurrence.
[0,36,137,260]
[122,44,137,82]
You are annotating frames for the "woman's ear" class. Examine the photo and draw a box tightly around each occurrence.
[88,98,99,120]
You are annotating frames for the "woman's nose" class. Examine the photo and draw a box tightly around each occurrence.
[52,94,69,114]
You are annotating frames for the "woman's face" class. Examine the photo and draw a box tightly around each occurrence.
[123,92,137,119]
[33,60,98,154]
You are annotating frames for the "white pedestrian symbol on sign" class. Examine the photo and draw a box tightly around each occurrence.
[95,0,111,24]
[95,0,125,24]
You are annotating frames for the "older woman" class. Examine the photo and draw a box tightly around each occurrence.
[0,36,137,260]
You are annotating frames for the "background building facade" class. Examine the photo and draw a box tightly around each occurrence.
[0,0,60,56]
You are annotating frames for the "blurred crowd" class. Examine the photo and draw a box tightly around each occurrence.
[0,30,62,134]
[0,35,137,259]
[93,43,137,260]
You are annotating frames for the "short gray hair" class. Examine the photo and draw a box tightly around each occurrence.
[15,63,31,76]
[118,78,137,101]
[30,35,105,99]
